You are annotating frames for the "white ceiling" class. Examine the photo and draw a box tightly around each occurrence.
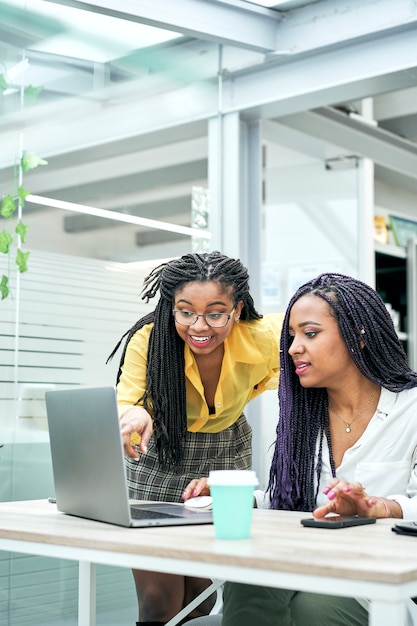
[0,0,416,258]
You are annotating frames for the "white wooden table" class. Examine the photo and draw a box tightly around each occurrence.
[0,499,416,626]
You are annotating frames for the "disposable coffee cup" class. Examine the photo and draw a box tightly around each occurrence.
[208,470,258,539]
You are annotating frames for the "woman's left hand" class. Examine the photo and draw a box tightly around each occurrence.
[313,479,394,519]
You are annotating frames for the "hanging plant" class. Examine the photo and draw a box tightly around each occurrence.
[0,72,47,300]
[0,152,48,300]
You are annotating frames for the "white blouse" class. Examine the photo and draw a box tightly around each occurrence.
[256,386,417,520]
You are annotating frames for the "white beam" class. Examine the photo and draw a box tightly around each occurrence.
[0,81,217,169]
[374,87,417,121]
[1,1,416,181]
[27,195,212,238]
[271,0,417,56]
[278,107,417,181]
[46,0,417,57]
[2,23,415,172]
[22,137,208,193]
[45,0,280,52]
[222,28,417,119]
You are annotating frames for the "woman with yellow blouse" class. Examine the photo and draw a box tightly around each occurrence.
[109,251,282,626]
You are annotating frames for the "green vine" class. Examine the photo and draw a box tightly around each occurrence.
[0,72,47,300]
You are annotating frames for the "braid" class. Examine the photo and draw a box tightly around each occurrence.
[108,251,261,467]
[267,272,417,512]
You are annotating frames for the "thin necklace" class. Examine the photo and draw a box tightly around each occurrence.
[328,387,379,434]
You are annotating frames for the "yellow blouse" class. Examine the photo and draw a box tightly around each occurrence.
[117,313,283,433]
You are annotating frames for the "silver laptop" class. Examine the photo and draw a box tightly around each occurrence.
[45,386,213,528]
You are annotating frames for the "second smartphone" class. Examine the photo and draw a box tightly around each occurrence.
[301,515,377,529]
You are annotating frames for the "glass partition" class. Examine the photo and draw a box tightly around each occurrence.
[257,130,360,486]
[0,2,222,624]
[263,158,359,310]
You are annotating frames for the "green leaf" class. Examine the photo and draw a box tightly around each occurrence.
[1,194,17,218]
[0,275,9,300]
[0,74,8,92]
[18,186,30,207]
[0,229,13,253]
[24,84,44,105]
[16,248,30,273]
[21,151,48,172]
[15,220,29,243]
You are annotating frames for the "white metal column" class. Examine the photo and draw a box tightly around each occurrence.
[358,156,375,286]
[357,98,376,287]
[208,113,262,272]
[208,111,264,479]
[407,239,417,371]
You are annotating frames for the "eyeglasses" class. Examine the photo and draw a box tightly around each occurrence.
[172,309,234,328]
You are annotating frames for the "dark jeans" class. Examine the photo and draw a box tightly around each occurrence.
[221,582,368,626]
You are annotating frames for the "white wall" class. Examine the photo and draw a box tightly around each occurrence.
[376,180,417,220]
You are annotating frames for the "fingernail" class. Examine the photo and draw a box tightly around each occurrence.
[328,491,336,500]
[192,489,198,496]
[370,498,377,505]
[344,485,352,492]
[181,491,187,499]
[323,486,330,495]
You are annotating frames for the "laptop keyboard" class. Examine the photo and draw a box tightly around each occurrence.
[130,507,181,520]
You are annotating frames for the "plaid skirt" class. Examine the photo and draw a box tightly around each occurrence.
[125,413,252,502]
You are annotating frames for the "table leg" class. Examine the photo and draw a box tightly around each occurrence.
[368,599,407,626]
[165,579,224,626]
[78,561,96,626]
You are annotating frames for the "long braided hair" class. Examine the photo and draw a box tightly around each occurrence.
[267,272,417,512]
[108,251,262,468]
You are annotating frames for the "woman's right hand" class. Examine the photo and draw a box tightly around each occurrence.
[182,477,210,501]
[119,406,153,459]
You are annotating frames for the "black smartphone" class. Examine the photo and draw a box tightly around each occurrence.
[301,515,377,529]
[392,521,417,536]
